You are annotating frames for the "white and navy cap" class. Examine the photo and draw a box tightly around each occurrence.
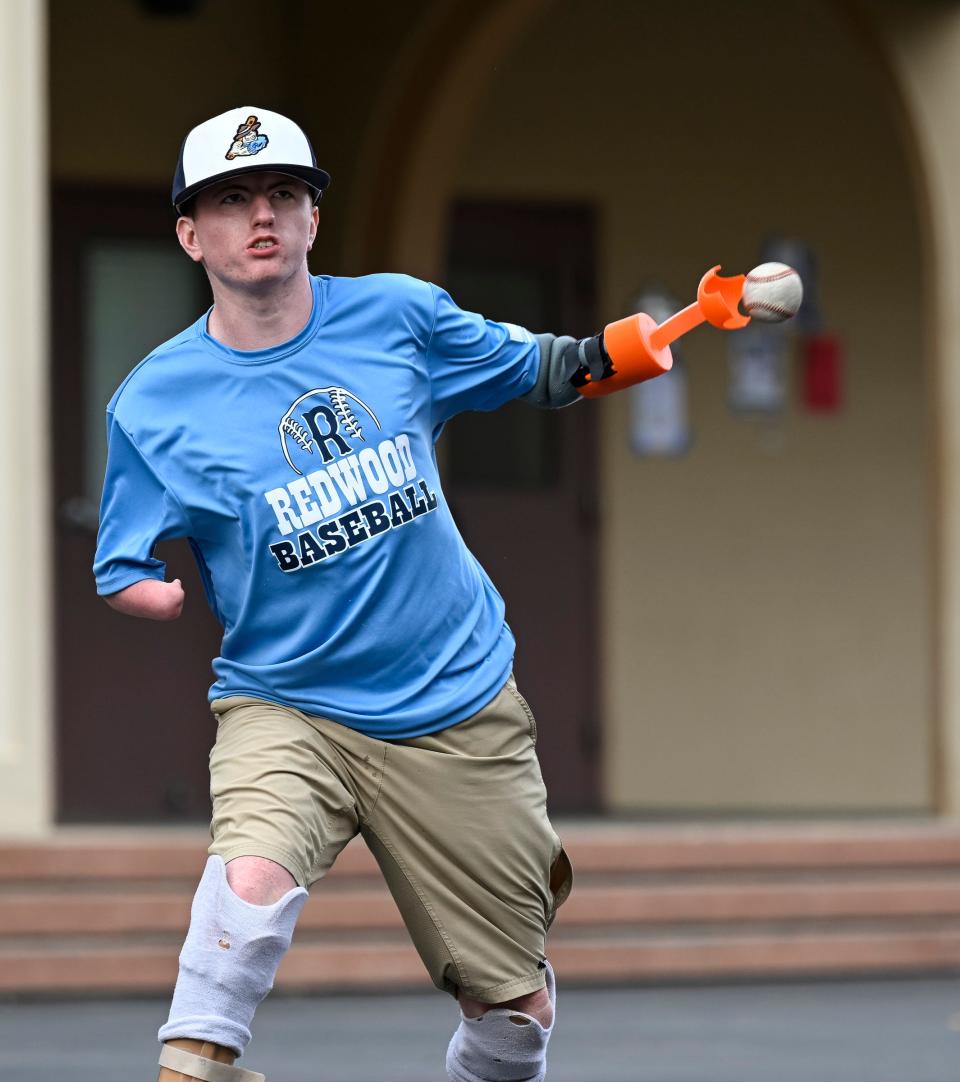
[172,106,331,210]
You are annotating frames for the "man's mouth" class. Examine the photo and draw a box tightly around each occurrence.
[248,237,278,251]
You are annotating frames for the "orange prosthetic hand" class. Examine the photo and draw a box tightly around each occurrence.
[575,266,750,398]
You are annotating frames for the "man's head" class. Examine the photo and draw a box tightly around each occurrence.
[172,107,329,294]
[176,171,319,294]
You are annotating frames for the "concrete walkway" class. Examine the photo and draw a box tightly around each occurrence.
[2,977,960,1081]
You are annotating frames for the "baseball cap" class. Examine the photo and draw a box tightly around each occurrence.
[172,106,331,210]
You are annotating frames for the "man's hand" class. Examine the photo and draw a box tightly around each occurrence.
[105,578,185,621]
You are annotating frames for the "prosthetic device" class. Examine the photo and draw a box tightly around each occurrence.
[525,265,760,410]
[446,962,557,1082]
[574,265,751,397]
[157,855,308,1081]
[158,1039,263,1082]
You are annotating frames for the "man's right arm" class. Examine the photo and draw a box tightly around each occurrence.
[105,578,185,621]
[95,412,192,617]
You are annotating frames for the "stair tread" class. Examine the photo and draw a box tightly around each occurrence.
[4,924,960,955]
[3,928,960,994]
[5,879,960,935]
[4,822,960,880]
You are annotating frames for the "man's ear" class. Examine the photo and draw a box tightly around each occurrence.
[176,216,204,264]
[307,204,319,252]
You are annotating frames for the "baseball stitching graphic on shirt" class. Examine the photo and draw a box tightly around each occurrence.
[265,387,439,574]
[279,387,380,475]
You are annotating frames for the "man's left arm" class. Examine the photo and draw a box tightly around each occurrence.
[520,332,614,410]
[425,284,617,425]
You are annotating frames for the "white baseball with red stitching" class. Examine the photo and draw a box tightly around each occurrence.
[741,262,803,323]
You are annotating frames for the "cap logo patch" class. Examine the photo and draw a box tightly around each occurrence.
[225,114,269,161]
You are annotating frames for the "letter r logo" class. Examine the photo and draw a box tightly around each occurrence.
[278,388,382,475]
[302,404,352,464]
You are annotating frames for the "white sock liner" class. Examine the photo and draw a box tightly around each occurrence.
[158,855,308,1056]
[446,961,556,1082]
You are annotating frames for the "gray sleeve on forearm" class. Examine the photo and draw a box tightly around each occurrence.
[520,333,583,410]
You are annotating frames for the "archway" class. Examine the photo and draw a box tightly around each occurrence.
[351,0,940,815]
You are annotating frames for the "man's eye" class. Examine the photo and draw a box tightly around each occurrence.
[221,192,243,204]
[273,190,294,200]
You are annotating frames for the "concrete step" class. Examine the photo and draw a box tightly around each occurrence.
[4,821,960,882]
[2,822,960,994]
[4,927,960,995]
[5,879,960,937]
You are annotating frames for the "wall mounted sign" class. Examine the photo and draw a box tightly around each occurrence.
[727,324,789,414]
[630,360,691,456]
[628,286,691,457]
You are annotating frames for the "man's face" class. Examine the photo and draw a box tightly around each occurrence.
[176,171,319,292]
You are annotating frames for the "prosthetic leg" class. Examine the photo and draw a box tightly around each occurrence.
[156,855,308,1082]
[158,1038,262,1082]
[446,962,557,1082]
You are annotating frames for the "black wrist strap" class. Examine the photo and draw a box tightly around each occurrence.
[567,334,615,388]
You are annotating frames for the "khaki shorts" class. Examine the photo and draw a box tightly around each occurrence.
[207,676,573,1002]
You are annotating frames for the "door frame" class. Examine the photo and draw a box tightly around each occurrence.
[445,198,602,811]
[51,185,219,822]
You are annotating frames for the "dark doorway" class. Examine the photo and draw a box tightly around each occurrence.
[52,186,220,821]
[442,201,601,812]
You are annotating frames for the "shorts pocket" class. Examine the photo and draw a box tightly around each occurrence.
[505,680,538,744]
[547,845,573,927]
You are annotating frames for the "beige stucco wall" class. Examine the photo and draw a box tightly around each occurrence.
[874,0,960,814]
[25,0,954,826]
[0,0,51,834]
[48,0,431,270]
[453,0,932,811]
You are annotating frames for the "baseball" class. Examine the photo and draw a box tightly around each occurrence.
[741,262,803,323]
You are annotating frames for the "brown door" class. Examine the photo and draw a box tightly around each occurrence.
[53,187,221,821]
[443,202,600,812]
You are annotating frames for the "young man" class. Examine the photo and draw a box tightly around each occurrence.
[95,107,605,1082]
